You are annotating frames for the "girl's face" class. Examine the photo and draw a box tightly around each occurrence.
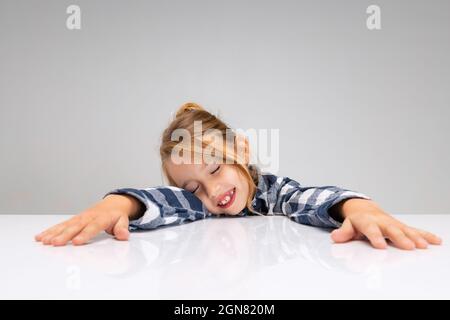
[164,160,250,215]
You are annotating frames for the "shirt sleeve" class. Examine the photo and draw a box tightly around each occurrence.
[255,174,372,229]
[103,186,210,231]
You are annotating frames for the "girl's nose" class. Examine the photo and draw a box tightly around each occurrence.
[205,182,221,203]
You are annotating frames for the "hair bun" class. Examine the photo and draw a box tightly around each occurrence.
[175,102,205,118]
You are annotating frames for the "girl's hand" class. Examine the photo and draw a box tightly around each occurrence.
[35,194,143,246]
[330,199,442,250]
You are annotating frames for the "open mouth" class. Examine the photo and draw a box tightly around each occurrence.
[217,187,236,209]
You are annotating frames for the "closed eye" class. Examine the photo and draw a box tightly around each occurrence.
[211,165,220,174]
[189,165,220,193]
[191,186,199,194]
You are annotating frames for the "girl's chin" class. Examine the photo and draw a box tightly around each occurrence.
[224,210,240,216]
[224,204,246,215]
[215,207,242,216]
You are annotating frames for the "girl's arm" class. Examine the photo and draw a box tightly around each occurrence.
[103,186,210,231]
[254,174,442,250]
[253,173,371,228]
[35,186,210,246]
[35,194,142,246]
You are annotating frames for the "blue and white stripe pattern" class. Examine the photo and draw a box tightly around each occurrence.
[251,173,371,228]
[104,166,371,231]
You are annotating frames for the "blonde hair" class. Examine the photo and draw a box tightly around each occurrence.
[160,102,258,213]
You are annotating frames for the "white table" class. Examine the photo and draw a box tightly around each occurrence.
[1,214,448,299]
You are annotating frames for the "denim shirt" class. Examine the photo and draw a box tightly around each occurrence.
[103,166,371,231]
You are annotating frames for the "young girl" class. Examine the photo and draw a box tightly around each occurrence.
[35,103,442,250]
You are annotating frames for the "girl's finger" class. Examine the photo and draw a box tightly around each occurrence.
[40,226,69,244]
[331,218,355,243]
[72,217,110,245]
[384,225,415,250]
[357,223,387,249]
[354,232,367,240]
[50,221,91,246]
[413,228,442,245]
[41,225,69,245]
[113,215,130,241]
[35,223,66,242]
[403,227,428,249]
[38,214,88,243]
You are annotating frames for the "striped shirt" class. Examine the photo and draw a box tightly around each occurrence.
[103,165,371,231]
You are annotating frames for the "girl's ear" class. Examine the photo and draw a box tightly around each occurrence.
[234,134,250,165]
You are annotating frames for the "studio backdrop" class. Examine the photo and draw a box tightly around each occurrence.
[0,0,449,214]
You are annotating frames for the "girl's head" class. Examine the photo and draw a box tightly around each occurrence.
[159,102,258,215]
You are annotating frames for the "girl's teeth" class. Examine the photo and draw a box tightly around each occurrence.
[220,195,230,205]
[219,189,235,206]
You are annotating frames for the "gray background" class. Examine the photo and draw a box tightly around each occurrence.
[0,0,449,214]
